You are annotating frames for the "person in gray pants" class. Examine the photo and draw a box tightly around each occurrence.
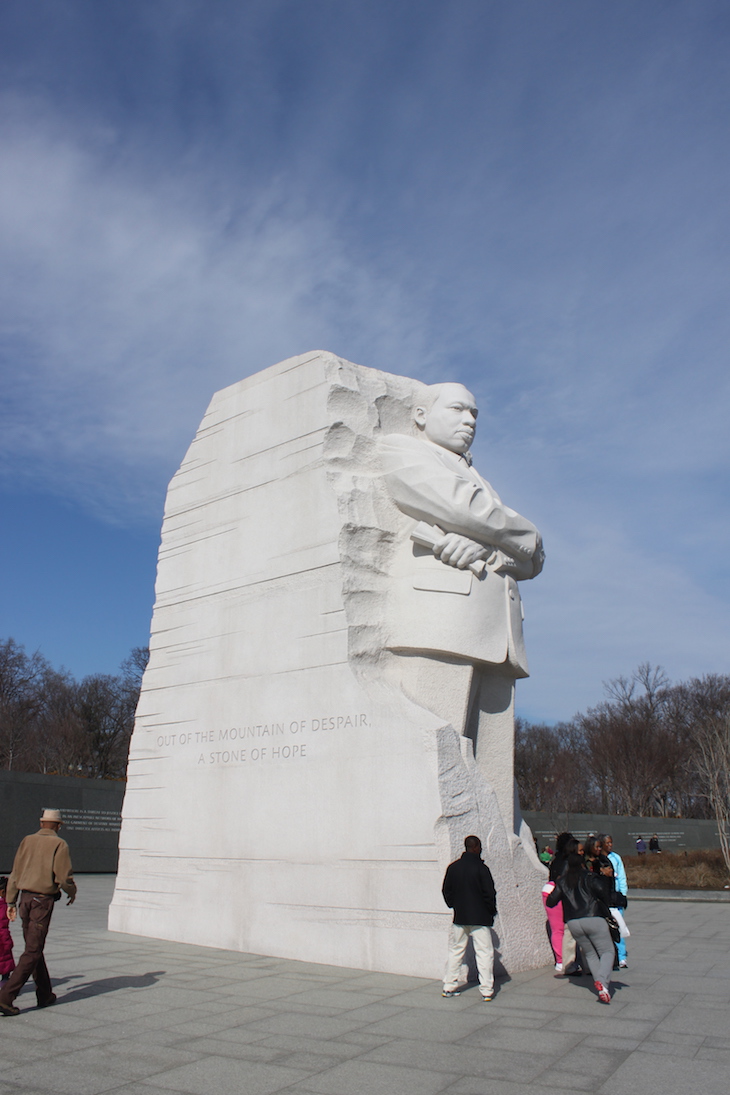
[546,852,617,1004]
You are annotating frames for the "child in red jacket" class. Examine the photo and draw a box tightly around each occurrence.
[0,877,15,981]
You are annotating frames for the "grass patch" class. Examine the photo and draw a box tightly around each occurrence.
[626,849,730,890]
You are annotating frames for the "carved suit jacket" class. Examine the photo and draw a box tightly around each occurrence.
[379,433,544,675]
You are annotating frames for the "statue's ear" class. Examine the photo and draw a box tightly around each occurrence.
[414,405,427,431]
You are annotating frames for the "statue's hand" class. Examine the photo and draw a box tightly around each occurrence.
[433,533,488,570]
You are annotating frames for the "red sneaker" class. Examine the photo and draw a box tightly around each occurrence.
[594,981,611,1004]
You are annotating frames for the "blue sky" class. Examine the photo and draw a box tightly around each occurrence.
[1,1,728,721]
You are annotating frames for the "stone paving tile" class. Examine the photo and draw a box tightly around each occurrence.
[95,1002,236,1033]
[256,1032,379,1059]
[608,1001,673,1021]
[328,975,419,995]
[277,1058,454,1095]
[533,1069,597,1091]
[198,974,327,999]
[442,1080,557,1095]
[138,1057,315,1095]
[650,974,730,996]
[596,1036,644,1052]
[547,1044,633,1075]
[166,1013,276,1038]
[184,1018,276,1044]
[60,1043,206,1081]
[359,1036,550,1083]
[330,972,432,991]
[376,986,480,1009]
[597,1052,730,1095]
[464,1022,582,1055]
[703,1034,730,1049]
[335,1030,397,1048]
[279,986,392,1010]
[646,1028,704,1047]
[547,1012,657,1038]
[0,1085,49,1095]
[243,1009,384,1039]
[276,1049,361,1072]
[655,1004,730,1036]
[0,1018,51,1043]
[668,992,730,1009]
[0,1059,134,1095]
[695,1046,730,1063]
[480,1010,552,1028]
[103,1087,182,1095]
[126,1030,206,1050]
[337,1000,409,1023]
[490,986,609,1014]
[6,1003,108,1033]
[634,1041,700,1058]
[359,1006,501,1043]
[0,1031,105,1061]
[260,999,362,1018]
[174,1036,290,1064]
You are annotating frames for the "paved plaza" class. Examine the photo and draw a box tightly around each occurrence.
[0,876,728,1094]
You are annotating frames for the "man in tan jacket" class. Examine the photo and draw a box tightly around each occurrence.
[0,808,77,1016]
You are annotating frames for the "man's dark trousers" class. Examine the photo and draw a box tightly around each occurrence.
[1,893,55,1005]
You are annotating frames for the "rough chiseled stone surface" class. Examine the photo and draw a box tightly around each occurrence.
[109,352,550,976]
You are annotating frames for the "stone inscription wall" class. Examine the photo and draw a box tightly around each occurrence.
[153,712,368,766]
[61,808,121,833]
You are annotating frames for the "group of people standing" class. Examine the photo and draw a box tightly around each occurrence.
[439,830,630,1006]
[542,831,628,1004]
[635,834,661,855]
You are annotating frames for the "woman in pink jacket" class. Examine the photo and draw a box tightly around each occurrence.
[0,877,16,981]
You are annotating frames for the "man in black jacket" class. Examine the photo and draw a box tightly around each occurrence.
[441,835,497,1000]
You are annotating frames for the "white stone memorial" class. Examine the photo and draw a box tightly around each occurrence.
[109,352,550,977]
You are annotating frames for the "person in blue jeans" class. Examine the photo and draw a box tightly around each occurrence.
[601,833,628,968]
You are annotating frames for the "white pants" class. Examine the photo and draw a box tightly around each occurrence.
[443,924,494,998]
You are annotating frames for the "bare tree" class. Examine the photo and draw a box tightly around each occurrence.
[672,675,730,873]
[577,664,689,816]
[0,639,49,770]
[30,669,87,775]
[516,664,716,821]
[515,719,594,813]
[0,638,148,779]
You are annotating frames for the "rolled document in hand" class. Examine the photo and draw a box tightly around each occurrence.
[409,522,491,576]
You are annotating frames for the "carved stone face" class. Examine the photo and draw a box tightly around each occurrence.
[416,383,478,454]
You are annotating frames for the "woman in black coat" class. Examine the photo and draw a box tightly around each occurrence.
[546,852,617,1004]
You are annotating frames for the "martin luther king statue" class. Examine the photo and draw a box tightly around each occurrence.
[111,353,551,977]
[379,382,544,833]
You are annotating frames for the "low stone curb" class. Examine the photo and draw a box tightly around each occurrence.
[630,887,730,901]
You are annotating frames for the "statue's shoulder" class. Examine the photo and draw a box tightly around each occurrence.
[379,432,436,472]
[380,433,440,458]
[380,431,420,450]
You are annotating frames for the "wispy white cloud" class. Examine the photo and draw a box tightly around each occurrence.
[0,98,430,521]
